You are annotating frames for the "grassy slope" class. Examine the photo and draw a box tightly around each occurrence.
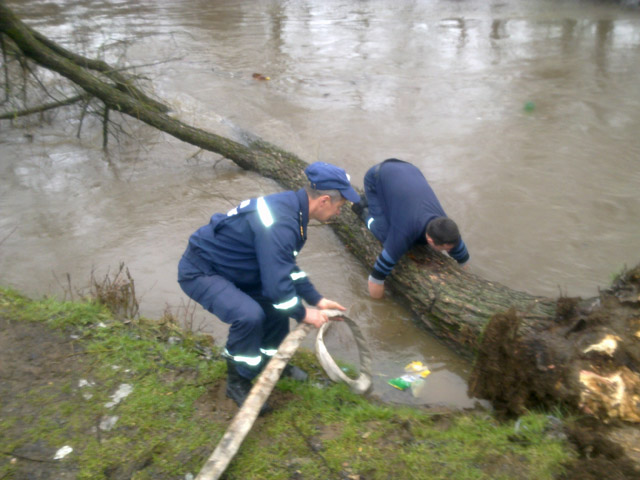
[0,287,574,480]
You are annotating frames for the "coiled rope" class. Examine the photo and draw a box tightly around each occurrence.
[315,311,372,394]
[195,310,371,480]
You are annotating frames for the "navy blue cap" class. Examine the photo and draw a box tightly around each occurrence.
[304,162,360,203]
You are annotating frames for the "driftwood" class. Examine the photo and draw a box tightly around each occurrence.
[1,2,639,423]
[196,310,366,480]
[195,322,313,480]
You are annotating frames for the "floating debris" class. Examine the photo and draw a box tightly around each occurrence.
[404,361,431,376]
[388,361,431,396]
[388,374,417,391]
[252,72,270,81]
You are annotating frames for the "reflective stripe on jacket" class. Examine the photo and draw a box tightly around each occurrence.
[184,188,322,321]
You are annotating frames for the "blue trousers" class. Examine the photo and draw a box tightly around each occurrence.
[178,255,290,379]
[364,163,389,244]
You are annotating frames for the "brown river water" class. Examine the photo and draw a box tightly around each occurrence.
[1,0,639,408]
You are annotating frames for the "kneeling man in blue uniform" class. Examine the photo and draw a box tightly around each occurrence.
[178,162,359,410]
[354,158,470,299]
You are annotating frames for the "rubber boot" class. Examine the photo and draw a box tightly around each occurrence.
[282,364,309,382]
[225,358,270,415]
[261,353,308,382]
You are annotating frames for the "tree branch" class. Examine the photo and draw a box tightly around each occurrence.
[0,92,89,119]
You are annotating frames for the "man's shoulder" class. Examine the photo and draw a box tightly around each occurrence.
[264,190,298,214]
[381,159,423,177]
[380,162,429,200]
[258,191,299,231]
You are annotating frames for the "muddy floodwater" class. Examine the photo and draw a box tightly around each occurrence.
[1,0,640,408]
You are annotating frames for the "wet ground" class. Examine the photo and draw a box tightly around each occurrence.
[2,314,639,480]
[467,265,640,479]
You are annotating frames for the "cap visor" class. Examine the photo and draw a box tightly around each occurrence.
[341,187,361,203]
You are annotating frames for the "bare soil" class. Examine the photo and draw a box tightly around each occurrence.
[2,314,640,479]
[468,265,640,479]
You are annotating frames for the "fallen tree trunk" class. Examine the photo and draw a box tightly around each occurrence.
[1,2,639,422]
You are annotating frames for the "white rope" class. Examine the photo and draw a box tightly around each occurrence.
[195,311,372,480]
[315,310,372,394]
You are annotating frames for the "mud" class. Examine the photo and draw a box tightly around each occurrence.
[2,314,639,479]
[0,317,84,479]
[560,417,640,480]
[0,315,235,479]
[469,265,640,478]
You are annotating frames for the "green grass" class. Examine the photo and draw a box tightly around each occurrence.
[0,287,575,479]
[227,384,572,480]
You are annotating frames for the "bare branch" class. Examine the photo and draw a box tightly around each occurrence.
[0,93,89,119]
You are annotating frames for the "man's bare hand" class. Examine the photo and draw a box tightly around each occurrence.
[368,280,385,299]
[303,307,329,328]
[316,298,346,311]
[315,298,346,321]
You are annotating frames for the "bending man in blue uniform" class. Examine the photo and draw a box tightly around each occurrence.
[354,158,470,299]
[178,162,360,410]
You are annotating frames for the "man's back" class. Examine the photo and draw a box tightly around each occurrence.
[377,159,447,260]
[187,190,307,289]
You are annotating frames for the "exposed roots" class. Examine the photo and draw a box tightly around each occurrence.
[470,266,640,424]
[467,308,570,418]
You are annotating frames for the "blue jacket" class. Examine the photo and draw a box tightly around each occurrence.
[371,159,470,281]
[183,189,322,321]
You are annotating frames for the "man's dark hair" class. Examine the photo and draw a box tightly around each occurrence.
[426,217,460,246]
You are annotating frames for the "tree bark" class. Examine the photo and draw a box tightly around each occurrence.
[1,2,639,422]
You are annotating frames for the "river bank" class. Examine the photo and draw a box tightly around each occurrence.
[2,287,639,479]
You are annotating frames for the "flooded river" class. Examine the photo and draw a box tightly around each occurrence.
[1,0,639,408]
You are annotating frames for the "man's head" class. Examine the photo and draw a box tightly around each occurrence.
[304,162,359,222]
[304,162,360,203]
[426,217,460,252]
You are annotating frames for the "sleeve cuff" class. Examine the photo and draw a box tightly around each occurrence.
[291,304,306,323]
[368,274,385,285]
[303,291,323,307]
[456,253,470,265]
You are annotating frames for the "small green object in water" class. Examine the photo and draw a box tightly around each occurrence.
[388,377,411,390]
[388,374,422,391]
[524,101,535,112]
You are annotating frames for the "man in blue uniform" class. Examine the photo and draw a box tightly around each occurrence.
[354,158,470,299]
[178,162,359,410]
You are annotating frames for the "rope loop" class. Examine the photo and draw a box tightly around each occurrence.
[315,313,372,394]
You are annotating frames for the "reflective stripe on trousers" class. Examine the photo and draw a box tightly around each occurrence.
[178,255,290,379]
